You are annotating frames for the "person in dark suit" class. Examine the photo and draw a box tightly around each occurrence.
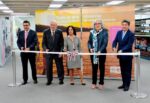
[88,20,108,90]
[17,20,38,85]
[42,20,64,85]
[112,20,135,91]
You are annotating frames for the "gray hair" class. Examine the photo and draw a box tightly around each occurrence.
[50,20,57,25]
[93,19,104,29]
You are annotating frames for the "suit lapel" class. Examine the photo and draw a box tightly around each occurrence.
[118,31,122,41]
[23,31,25,42]
[47,29,53,41]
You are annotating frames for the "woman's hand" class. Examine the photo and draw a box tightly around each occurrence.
[90,49,94,53]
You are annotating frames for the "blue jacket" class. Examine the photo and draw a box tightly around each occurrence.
[88,29,108,53]
[112,29,135,60]
[17,29,38,51]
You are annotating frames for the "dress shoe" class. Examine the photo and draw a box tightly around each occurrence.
[81,82,86,85]
[70,82,75,85]
[22,81,27,85]
[118,85,124,89]
[59,81,64,85]
[34,80,38,84]
[46,82,52,86]
[124,86,129,91]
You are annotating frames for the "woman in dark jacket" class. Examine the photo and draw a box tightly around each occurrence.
[88,20,108,90]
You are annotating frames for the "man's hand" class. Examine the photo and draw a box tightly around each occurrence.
[46,49,49,52]
[63,48,67,52]
[59,54,62,58]
[25,48,30,51]
[118,50,122,53]
[112,48,117,57]
[113,48,117,53]
[21,47,24,50]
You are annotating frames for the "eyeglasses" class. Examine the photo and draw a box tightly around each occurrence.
[94,23,101,25]
[23,25,29,26]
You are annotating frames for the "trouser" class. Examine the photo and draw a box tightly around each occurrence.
[46,54,64,82]
[90,55,106,85]
[21,53,37,82]
[119,58,132,87]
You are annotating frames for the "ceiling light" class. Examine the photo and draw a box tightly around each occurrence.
[135,8,140,11]
[49,4,63,8]
[0,6,9,10]
[105,0,125,5]
[53,0,68,1]
[143,5,150,8]
[0,1,4,4]
[11,13,30,16]
[3,10,13,13]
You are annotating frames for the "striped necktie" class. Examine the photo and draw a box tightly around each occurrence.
[52,31,55,41]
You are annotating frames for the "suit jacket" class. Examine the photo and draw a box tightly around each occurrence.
[42,28,64,52]
[112,29,135,60]
[88,29,108,53]
[17,29,38,51]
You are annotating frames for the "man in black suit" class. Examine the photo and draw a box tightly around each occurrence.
[42,21,64,85]
[112,20,135,91]
[17,20,38,85]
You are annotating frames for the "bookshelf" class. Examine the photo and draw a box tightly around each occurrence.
[135,18,150,60]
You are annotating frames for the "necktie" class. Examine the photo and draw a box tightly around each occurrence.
[24,31,28,48]
[52,31,55,40]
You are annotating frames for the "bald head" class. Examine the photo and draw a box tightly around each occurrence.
[50,20,57,31]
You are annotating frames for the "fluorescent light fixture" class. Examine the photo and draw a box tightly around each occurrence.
[49,0,67,9]
[3,10,13,13]
[106,0,125,5]
[0,1,4,4]
[143,5,150,8]
[0,6,9,10]
[53,0,68,1]
[49,4,62,8]
[11,13,30,16]
[135,8,140,11]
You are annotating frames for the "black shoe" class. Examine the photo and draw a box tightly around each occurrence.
[22,81,27,85]
[124,86,129,91]
[59,81,64,85]
[118,85,124,89]
[46,82,52,86]
[70,82,75,85]
[81,83,86,85]
[34,80,38,84]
